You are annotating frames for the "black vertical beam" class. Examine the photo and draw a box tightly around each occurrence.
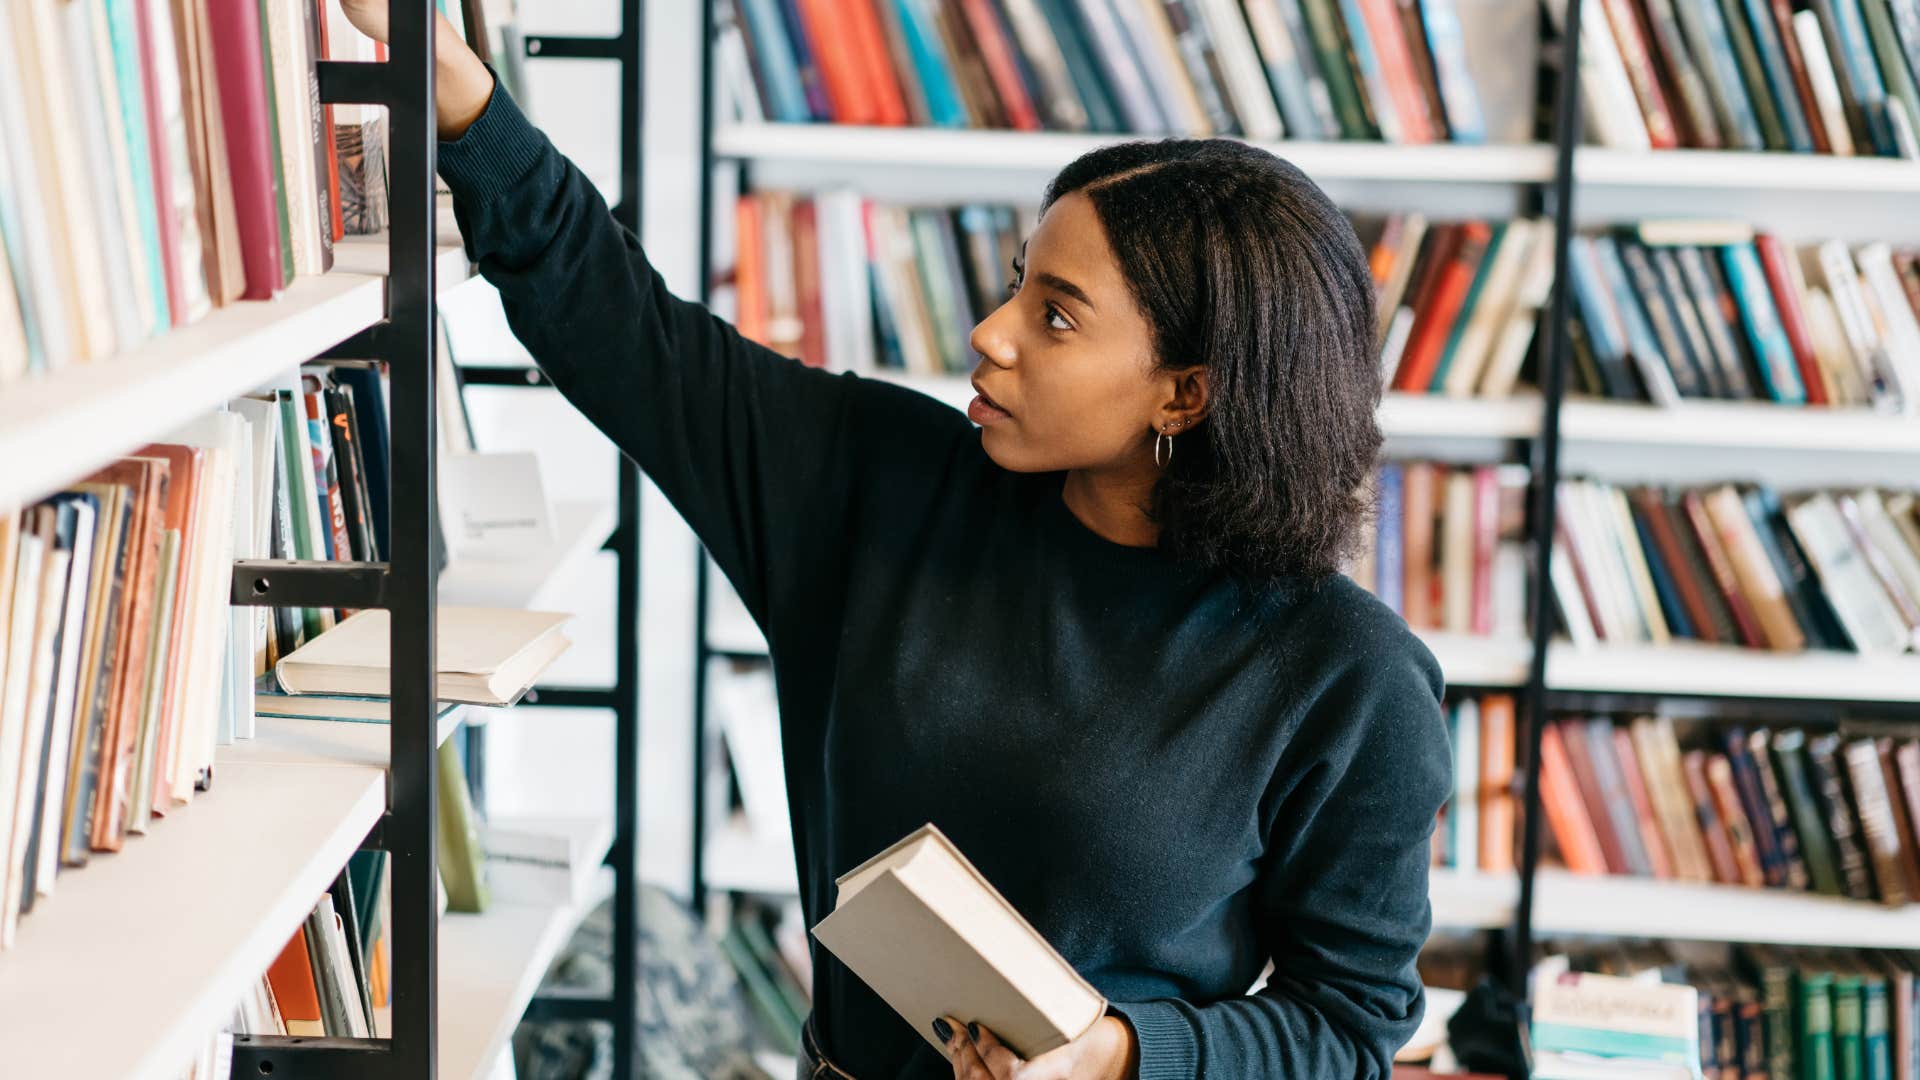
[1512,0,1584,991]
[689,0,720,922]
[610,4,645,1078]
[387,0,439,1069]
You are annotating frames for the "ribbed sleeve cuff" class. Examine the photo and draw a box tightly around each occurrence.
[1108,1000,1199,1080]
[436,72,549,204]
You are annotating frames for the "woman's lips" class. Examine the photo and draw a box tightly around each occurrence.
[968,385,1012,425]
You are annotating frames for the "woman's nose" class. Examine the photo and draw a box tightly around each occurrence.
[970,303,1017,369]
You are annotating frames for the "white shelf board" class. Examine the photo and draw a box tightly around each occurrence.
[439,498,617,610]
[1428,869,1519,930]
[0,232,471,513]
[1558,398,1920,455]
[1423,632,1532,688]
[714,123,1557,185]
[0,758,385,1080]
[1576,146,1920,194]
[222,710,470,769]
[439,865,616,1080]
[1545,640,1920,702]
[1529,869,1920,948]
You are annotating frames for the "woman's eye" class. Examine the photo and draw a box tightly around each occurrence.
[1045,304,1071,331]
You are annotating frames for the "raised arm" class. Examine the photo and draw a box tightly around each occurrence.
[1107,649,1450,1078]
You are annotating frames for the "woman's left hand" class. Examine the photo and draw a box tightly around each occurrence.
[935,1015,1137,1080]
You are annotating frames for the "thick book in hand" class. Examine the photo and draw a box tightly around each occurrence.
[811,823,1106,1059]
[272,607,570,706]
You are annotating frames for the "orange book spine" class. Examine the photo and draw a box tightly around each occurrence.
[1540,723,1609,875]
[1356,0,1435,142]
[845,0,910,125]
[734,195,769,346]
[1476,694,1516,873]
[1401,462,1437,630]
[265,926,325,1031]
[795,0,878,123]
[1393,222,1491,392]
[1610,726,1675,879]
[957,0,1042,130]
[791,200,827,368]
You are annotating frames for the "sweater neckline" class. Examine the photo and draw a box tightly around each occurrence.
[1042,474,1172,566]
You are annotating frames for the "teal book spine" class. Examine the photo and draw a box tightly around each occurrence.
[103,0,172,333]
[1721,242,1807,403]
[892,0,971,127]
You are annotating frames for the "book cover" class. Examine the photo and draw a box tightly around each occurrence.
[1681,748,1744,884]
[1611,724,1675,879]
[1673,0,1766,148]
[1193,0,1284,138]
[1706,753,1767,886]
[265,925,326,1036]
[1239,0,1331,137]
[1808,732,1877,902]
[1741,0,1817,150]
[1722,729,1787,887]
[1030,0,1121,131]
[1680,490,1769,648]
[1643,0,1724,146]
[1067,0,1164,132]
[205,0,283,298]
[1477,693,1514,873]
[1562,719,1631,874]
[1401,462,1437,628]
[87,457,169,851]
[1298,0,1378,136]
[1844,738,1910,906]
[1602,0,1682,146]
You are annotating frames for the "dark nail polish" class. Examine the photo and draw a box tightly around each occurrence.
[933,1018,953,1043]
[967,1022,980,1042]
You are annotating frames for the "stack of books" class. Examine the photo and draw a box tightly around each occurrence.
[1431,693,1518,875]
[1565,222,1920,412]
[1349,461,1531,640]
[1568,0,1920,157]
[1541,714,1920,906]
[1550,480,1920,655]
[718,0,1536,142]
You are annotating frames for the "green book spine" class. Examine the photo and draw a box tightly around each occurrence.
[1715,0,1790,149]
[257,0,295,288]
[435,738,489,914]
[1802,970,1836,1080]
[1764,960,1798,1080]
[1774,731,1846,896]
[1297,0,1374,137]
[1861,0,1920,153]
[719,928,802,1056]
[1836,971,1865,1080]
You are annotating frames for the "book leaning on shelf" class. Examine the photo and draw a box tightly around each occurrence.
[0,0,397,387]
[1565,0,1920,158]
[1539,711,1920,909]
[717,0,1540,142]
[1563,221,1920,413]
[1550,478,1920,655]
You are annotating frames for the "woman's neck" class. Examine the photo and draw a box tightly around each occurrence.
[1061,466,1160,548]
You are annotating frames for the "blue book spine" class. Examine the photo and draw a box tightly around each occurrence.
[1567,238,1630,369]
[1740,0,1815,151]
[1274,0,1342,135]
[1419,0,1486,142]
[1070,0,1167,132]
[894,0,970,127]
[1720,243,1807,403]
[0,190,45,371]
[737,0,812,123]
[1032,0,1124,132]
[1376,464,1405,616]
[1630,508,1696,639]
[1829,0,1896,151]
[103,0,172,334]
[1673,0,1765,149]
[1592,236,1672,396]
[773,0,833,120]
[306,412,337,561]
[1335,0,1398,140]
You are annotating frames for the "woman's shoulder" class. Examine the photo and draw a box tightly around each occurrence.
[1256,573,1447,711]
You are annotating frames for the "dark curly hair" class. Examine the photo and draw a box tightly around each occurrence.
[1042,139,1381,581]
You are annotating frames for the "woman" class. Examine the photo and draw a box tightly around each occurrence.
[343,6,1450,1078]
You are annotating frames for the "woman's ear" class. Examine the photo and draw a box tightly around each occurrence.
[1158,365,1210,432]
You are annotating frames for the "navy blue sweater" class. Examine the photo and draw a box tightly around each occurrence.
[438,83,1451,1080]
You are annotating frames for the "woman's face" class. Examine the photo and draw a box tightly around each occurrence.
[966,192,1172,474]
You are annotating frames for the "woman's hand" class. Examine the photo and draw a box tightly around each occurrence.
[936,1015,1137,1080]
[333,0,493,138]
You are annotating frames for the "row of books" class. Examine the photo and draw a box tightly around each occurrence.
[1566,223,1920,412]
[1432,693,1517,875]
[1541,715,1920,906]
[0,0,394,384]
[1572,0,1920,158]
[719,0,1533,142]
[1550,480,1920,656]
[1346,462,1530,639]
[719,896,814,1058]
[248,852,393,1040]
[1365,215,1558,400]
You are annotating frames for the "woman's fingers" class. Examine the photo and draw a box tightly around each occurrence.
[938,1016,995,1079]
[969,1024,1031,1078]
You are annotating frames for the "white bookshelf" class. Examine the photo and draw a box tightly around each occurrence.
[1557,397,1920,456]
[439,498,618,611]
[1544,640,1920,702]
[1428,869,1521,931]
[1422,632,1532,688]
[0,756,386,1080]
[439,865,615,1080]
[713,123,1558,185]
[1574,146,1920,195]
[1529,870,1920,949]
[0,232,471,513]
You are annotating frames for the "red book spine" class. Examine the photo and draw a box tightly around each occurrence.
[791,200,827,368]
[1612,726,1676,879]
[1357,0,1435,142]
[206,0,283,300]
[1559,721,1630,874]
[132,0,186,325]
[1393,222,1490,392]
[957,0,1042,131]
[1680,491,1767,649]
[845,0,910,126]
[1755,233,1829,405]
[735,195,769,345]
[1469,465,1497,635]
[1599,0,1680,148]
[314,0,343,242]
[1769,0,1831,153]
